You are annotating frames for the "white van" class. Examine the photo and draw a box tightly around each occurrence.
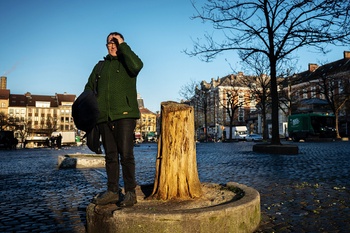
[223,126,248,140]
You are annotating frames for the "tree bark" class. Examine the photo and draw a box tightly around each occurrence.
[269,59,282,145]
[151,101,202,200]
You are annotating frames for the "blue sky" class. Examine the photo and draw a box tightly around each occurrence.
[1,0,349,113]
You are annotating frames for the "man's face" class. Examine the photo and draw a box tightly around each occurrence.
[106,35,118,56]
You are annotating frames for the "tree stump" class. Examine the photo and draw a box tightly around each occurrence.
[151,101,202,200]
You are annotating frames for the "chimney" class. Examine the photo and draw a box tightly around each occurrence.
[344,51,350,59]
[308,63,319,72]
[0,76,7,89]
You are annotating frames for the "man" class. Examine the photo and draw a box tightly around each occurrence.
[85,32,143,207]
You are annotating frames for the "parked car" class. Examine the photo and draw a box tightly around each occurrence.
[246,134,263,142]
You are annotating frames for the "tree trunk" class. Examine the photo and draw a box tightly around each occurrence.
[335,110,341,139]
[229,118,233,140]
[151,101,202,200]
[269,59,281,145]
[261,98,268,140]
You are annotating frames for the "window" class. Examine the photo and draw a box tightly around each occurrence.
[238,108,244,122]
[310,86,316,98]
[339,80,344,93]
[238,93,244,105]
[36,101,50,108]
[303,90,307,99]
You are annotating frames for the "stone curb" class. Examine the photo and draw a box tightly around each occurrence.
[57,154,105,169]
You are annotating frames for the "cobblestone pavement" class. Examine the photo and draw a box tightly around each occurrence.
[0,141,349,232]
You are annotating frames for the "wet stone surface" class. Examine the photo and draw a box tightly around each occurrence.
[0,141,350,232]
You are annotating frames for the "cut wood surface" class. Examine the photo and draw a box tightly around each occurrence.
[151,101,202,200]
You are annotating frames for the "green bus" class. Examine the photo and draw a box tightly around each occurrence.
[288,113,337,142]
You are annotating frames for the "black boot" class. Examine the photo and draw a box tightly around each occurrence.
[120,191,137,207]
[92,190,119,205]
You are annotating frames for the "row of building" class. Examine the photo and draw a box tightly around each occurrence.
[188,51,350,141]
[0,77,157,148]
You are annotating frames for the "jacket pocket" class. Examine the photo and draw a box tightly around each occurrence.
[114,95,133,115]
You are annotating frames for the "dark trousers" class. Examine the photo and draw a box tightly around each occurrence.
[98,119,136,193]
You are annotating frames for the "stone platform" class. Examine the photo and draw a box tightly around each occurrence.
[86,182,261,233]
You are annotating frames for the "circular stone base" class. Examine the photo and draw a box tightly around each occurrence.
[86,182,260,233]
[253,143,299,155]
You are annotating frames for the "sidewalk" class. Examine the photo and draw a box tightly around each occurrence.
[0,141,349,232]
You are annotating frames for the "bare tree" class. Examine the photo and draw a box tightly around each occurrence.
[10,119,29,146]
[241,53,272,139]
[315,74,350,138]
[194,84,210,141]
[187,0,350,145]
[218,76,246,140]
[0,111,8,130]
[343,97,350,136]
[46,116,58,135]
[179,79,199,103]
[179,80,210,140]
[224,90,242,140]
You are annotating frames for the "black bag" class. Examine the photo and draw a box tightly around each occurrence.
[72,60,104,154]
[72,90,99,133]
[72,90,102,154]
[85,125,102,154]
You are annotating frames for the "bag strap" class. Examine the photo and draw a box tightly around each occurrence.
[94,60,104,96]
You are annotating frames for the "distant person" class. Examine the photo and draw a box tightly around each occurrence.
[85,32,143,207]
[57,134,62,149]
[50,136,55,148]
[45,138,50,147]
[12,138,18,149]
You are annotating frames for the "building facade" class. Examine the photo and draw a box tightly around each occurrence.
[192,73,262,141]
[137,107,158,142]
[283,51,350,137]
[193,51,350,140]
[0,77,76,147]
[1,81,158,147]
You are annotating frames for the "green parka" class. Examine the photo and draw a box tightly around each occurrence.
[84,42,143,123]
